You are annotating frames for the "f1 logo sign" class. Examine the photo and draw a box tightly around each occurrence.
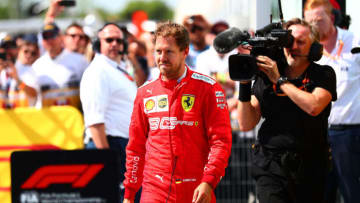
[21,164,104,189]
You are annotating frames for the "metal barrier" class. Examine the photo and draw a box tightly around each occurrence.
[215,129,258,203]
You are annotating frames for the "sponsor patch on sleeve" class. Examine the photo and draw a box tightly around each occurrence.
[217,103,227,109]
[214,90,227,109]
[191,73,216,85]
[215,91,224,97]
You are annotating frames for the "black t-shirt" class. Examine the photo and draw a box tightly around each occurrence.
[252,63,337,153]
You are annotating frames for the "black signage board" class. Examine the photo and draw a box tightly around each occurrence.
[11,149,120,203]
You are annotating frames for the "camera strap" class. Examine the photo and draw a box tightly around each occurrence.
[117,66,134,82]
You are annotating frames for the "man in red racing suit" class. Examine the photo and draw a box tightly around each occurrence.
[123,21,232,203]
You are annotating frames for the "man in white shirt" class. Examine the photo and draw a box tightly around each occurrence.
[32,23,88,108]
[80,23,138,202]
[304,1,360,203]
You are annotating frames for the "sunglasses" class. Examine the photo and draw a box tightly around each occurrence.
[104,38,124,44]
[67,34,87,40]
[190,25,205,33]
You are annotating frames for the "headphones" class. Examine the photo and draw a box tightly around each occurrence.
[308,41,323,62]
[92,22,128,55]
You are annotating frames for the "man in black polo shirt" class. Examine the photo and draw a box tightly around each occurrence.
[237,18,337,203]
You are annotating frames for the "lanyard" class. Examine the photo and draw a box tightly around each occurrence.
[323,40,344,60]
[117,66,134,81]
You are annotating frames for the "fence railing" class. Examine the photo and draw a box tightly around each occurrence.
[215,129,258,203]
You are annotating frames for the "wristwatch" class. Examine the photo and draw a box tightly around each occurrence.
[277,76,289,87]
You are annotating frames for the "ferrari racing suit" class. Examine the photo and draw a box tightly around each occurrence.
[124,67,232,202]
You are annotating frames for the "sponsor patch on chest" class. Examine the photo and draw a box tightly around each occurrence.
[144,94,169,113]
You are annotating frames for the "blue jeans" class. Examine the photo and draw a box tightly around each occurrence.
[326,126,360,203]
[86,136,128,202]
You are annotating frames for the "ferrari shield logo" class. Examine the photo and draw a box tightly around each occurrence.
[181,94,195,112]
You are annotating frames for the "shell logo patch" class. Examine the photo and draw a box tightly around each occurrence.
[181,94,195,112]
[145,99,155,111]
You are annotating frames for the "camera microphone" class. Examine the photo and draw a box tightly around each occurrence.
[351,47,360,54]
[213,27,249,54]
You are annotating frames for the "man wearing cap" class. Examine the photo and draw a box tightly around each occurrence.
[32,22,88,108]
[45,0,90,55]
[0,35,18,63]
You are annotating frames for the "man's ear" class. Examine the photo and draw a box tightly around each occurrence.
[184,46,189,56]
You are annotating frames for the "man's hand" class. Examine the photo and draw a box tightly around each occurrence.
[192,182,212,203]
[256,55,280,84]
[45,0,64,24]
[123,198,134,203]
[6,61,19,81]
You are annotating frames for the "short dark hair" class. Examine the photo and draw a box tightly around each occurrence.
[154,21,189,51]
[283,18,320,42]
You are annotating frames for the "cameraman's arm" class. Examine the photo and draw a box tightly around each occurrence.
[237,83,261,131]
[279,83,332,116]
[256,55,332,116]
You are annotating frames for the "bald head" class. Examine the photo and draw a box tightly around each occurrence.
[98,24,125,61]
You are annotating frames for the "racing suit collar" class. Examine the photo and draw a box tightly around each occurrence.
[160,65,191,89]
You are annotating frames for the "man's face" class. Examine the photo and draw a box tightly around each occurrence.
[155,36,188,80]
[17,44,39,65]
[304,6,333,41]
[64,26,88,53]
[284,24,313,67]
[42,34,63,56]
[99,25,124,61]
[188,23,207,46]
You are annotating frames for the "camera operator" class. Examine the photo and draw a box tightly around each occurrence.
[237,18,337,203]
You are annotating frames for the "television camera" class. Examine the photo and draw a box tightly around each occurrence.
[213,0,294,81]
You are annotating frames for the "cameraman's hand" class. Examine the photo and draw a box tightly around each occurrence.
[256,55,280,84]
